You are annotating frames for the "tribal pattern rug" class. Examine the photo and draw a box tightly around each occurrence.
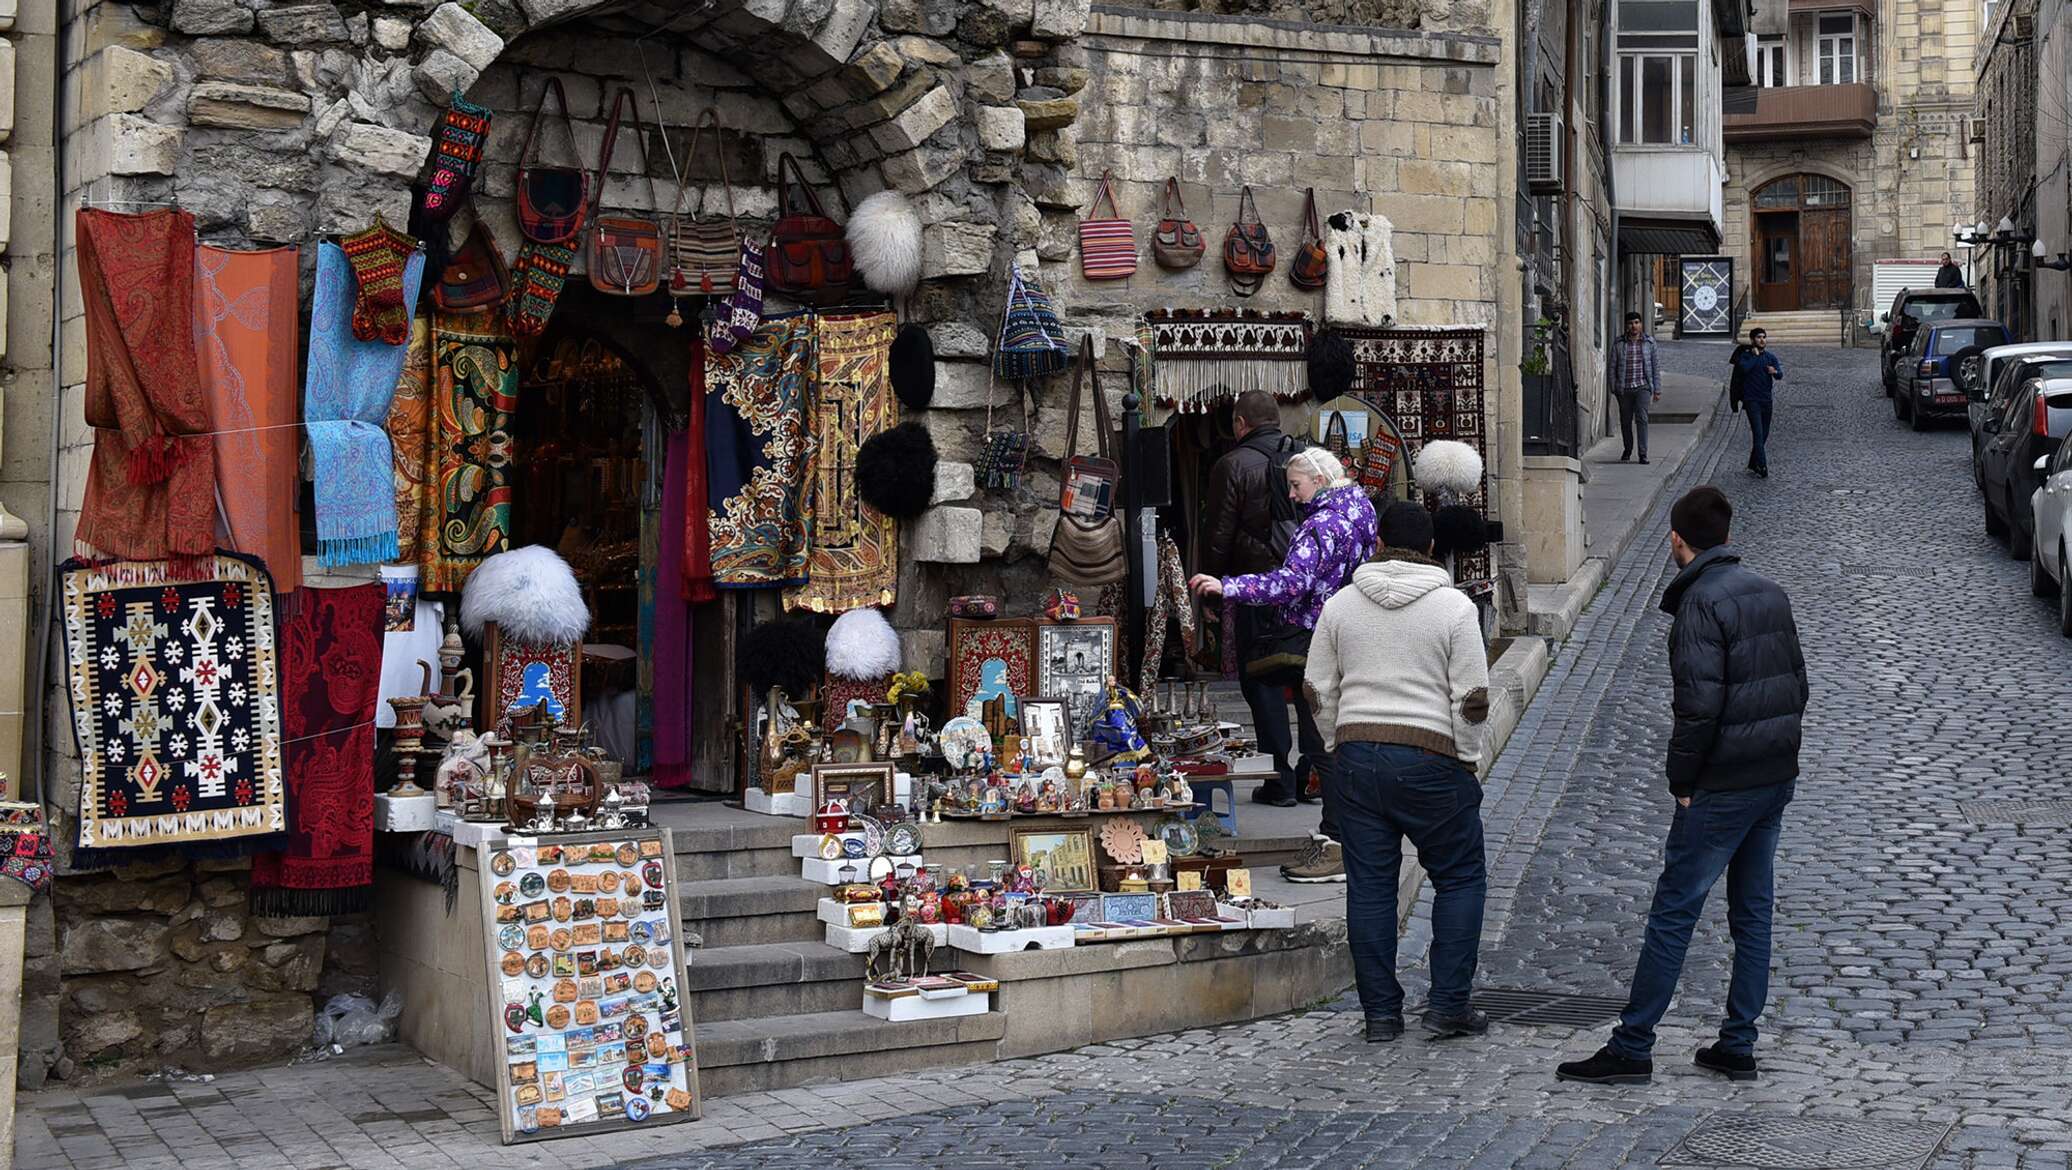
[706,311,816,589]
[785,311,897,614]
[61,554,286,864]
[1142,308,1313,416]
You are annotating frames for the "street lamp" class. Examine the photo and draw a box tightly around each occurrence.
[2036,237,2072,272]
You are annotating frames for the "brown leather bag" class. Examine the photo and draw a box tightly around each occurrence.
[588,89,664,297]
[1151,178,1205,270]
[1223,185,1276,297]
[767,152,853,299]
[1048,337,1126,586]
[434,218,510,311]
[1290,187,1328,290]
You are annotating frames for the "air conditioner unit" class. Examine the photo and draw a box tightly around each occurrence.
[1526,111,1564,195]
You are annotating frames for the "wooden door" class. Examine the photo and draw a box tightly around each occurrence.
[1798,207,1852,309]
[1754,212,1798,313]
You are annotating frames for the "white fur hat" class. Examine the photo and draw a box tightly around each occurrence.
[460,546,591,646]
[1412,440,1484,496]
[847,190,923,297]
[825,607,902,681]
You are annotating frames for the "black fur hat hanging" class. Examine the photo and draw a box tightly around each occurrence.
[891,324,935,410]
[856,421,938,519]
[1431,503,1491,558]
[1307,328,1355,404]
[740,615,825,697]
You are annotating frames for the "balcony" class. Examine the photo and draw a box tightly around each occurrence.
[1613,147,1727,254]
[1724,83,1877,142]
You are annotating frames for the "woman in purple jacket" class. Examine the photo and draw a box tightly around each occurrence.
[1191,447,1379,881]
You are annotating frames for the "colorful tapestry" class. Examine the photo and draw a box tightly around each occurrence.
[305,241,425,567]
[946,618,1037,725]
[1142,307,1313,416]
[74,209,215,572]
[422,312,518,593]
[386,316,435,563]
[705,311,816,588]
[61,554,286,864]
[785,311,898,614]
[196,244,302,596]
[0,802,54,894]
[251,582,383,915]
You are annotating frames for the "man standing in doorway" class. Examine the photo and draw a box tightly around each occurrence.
[1935,251,1966,288]
[1609,312,1661,464]
[1735,329,1784,477]
[1555,486,1809,1085]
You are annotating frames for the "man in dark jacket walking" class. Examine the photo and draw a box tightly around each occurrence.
[1934,251,1966,288]
[1557,486,1808,1086]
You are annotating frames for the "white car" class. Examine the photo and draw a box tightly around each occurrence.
[2029,430,2072,634]
[1971,343,2072,490]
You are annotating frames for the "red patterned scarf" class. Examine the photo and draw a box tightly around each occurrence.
[251,583,384,915]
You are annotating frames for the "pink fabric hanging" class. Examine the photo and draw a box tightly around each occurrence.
[652,430,696,788]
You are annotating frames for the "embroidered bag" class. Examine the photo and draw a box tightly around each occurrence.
[993,263,1071,380]
[1224,185,1276,297]
[1322,410,1350,460]
[1151,177,1204,270]
[767,152,853,298]
[434,217,510,311]
[516,77,588,246]
[703,235,765,355]
[1048,337,1127,586]
[1077,170,1137,281]
[667,109,741,297]
[1290,186,1329,290]
[586,89,664,297]
[1359,416,1403,494]
[976,373,1031,490]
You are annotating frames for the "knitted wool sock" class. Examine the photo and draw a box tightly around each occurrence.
[507,240,576,338]
[341,220,421,344]
[420,94,492,222]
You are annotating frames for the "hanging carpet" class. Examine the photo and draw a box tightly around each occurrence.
[421,312,518,593]
[386,316,435,564]
[785,310,898,614]
[305,241,425,567]
[705,311,816,589]
[251,582,384,915]
[196,244,302,596]
[1141,308,1313,419]
[60,553,287,866]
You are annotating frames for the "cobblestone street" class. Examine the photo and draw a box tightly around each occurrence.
[22,341,2072,1168]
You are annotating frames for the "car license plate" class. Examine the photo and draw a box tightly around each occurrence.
[1935,394,1965,405]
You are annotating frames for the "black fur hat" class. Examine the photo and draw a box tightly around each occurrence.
[891,324,935,410]
[1308,328,1355,404]
[1431,503,1491,558]
[741,615,825,696]
[856,422,938,519]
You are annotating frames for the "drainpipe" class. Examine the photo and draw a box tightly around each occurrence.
[1601,5,1619,426]
[37,0,72,808]
[1562,0,1579,452]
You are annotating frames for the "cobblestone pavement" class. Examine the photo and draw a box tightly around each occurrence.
[20,342,2072,1169]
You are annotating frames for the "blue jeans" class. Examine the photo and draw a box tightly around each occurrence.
[1335,742,1487,1020]
[1745,396,1773,470]
[1610,782,1794,1059]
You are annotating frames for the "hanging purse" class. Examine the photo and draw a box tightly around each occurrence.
[1077,169,1137,281]
[1048,337,1127,586]
[767,152,853,299]
[1323,410,1350,461]
[516,77,588,246]
[434,218,510,311]
[667,109,741,298]
[993,263,1071,379]
[1359,414,1403,494]
[976,372,1031,490]
[1290,186,1328,290]
[1151,177,1204,270]
[588,88,664,297]
[703,235,766,354]
[1224,185,1276,297]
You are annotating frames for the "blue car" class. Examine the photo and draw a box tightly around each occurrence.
[1894,318,2010,430]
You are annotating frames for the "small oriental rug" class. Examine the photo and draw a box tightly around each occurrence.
[706,311,816,589]
[60,554,287,866]
[785,310,898,614]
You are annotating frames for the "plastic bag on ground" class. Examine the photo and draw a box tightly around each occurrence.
[311,989,403,1049]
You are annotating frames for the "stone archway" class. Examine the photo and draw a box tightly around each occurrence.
[1749,172,1853,312]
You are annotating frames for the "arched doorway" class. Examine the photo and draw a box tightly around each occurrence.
[1751,174,1853,312]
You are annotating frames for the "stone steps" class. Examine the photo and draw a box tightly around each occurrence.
[684,941,869,1023]
[678,874,826,948]
[694,1008,1009,1098]
[1741,310,1845,346]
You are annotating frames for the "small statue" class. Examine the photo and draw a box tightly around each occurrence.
[866,915,937,983]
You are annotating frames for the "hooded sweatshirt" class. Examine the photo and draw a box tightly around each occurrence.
[1304,552,1492,764]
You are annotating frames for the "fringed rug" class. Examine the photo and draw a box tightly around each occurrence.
[706,311,816,588]
[785,311,897,614]
[421,312,517,593]
[1142,308,1313,418]
[61,554,287,866]
[251,583,385,915]
[304,241,424,567]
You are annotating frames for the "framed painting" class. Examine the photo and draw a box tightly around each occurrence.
[483,622,582,733]
[948,618,1037,725]
[1018,697,1070,767]
[1035,618,1117,739]
[1010,826,1098,894]
[810,762,893,814]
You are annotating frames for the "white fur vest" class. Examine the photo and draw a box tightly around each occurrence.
[1323,211,1398,326]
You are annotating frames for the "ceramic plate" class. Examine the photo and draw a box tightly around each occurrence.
[855,814,885,858]
[885,822,921,858]
[938,716,993,771]
[1157,816,1200,858]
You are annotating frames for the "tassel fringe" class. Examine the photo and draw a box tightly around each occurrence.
[317,530,401,569]
[248,884,373,918]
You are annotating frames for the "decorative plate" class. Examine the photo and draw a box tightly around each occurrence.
[1156,816,1200,858]
[1099,817,1147,864]
[818,833,844,860]
[868,855,895,881]
[885,821,922,858]
[938,716,993,771]
[842,835,868,859]
[855,814,886,859]
[490,851,516,876]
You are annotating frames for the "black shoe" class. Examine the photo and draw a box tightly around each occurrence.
[1694,1043,1758,1081]
[1364,1017,1404,1043]
[1251,787,1298,809]
[1555,1046,1653,1085]
[1423,1010,1489,1040]
[1639,455,1650,465]
[1756,466,1769,478]
[1620,450,1632,462]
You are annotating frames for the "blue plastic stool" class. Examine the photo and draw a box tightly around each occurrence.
[1181,778,1237,836]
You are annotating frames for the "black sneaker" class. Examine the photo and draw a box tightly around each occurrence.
[1555,1046,1653,1085]
[1620,450,1632,462]
[1251,786,1297,809]
[1639,455,1650,465]
[1756,466,1770,478]
[1423,1010,1489,1040]
[1364,1017,1404,1043]
[1694,1043,1758,1081]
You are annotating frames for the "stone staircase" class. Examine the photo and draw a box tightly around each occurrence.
[1739,308,1845,347]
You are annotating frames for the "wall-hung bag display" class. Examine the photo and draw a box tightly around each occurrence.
[1151,178,1205,270]
[588,89,664,297]
[767,152,853,300]
[1048,338,1127,586]
[516,77,589,247]
[666,109,739,298]
[436,219,511,312]
[1078,170,1137,281]
[1223,185,1276,297]
[1290,187,1328,290]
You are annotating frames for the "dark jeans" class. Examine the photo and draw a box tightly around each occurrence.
[1745,396,1773,470]
[1614,388,1651,457]
[1610,781,1794,1060]
[1335,741,1487,1020]
[1235,607,1335,839]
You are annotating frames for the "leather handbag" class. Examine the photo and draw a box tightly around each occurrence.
[1048,337,1127,586]
[667,109,740,297]
[1323,410,1350,460]
[434,218,510,311]
[588,89,664,297]
[1290,186,1328,290]
[1151,178,1204,270]
[1077,170,1137,281]
[767,152,853,299]
[1224,185,1276,296]
[517,77,588,246]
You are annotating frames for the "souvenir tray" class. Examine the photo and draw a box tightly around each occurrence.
[479,828,701,1143]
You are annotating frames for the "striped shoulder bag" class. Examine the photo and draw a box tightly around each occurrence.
[668,109,740,297]
[1077,170,1137,281]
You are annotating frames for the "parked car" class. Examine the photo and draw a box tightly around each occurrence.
[1891,319,2008,429]
[2026,435,2072,628]
[1980,375,2072,560]
[1969,347,2072,489]
[1879,287,1984,394]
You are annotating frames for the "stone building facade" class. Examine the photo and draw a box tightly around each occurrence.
[21,0,1521,1082]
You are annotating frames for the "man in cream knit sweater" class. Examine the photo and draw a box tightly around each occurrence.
[1306,502,1492,1043]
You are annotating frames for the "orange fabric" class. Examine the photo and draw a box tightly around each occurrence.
[386,316,434,563]
[196,244,302,595]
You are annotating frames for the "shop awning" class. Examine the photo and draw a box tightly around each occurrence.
[1618,214,1723,257]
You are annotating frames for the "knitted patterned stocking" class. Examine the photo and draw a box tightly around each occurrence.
[419,93,492,223]
[507,240,576,338]
[341,219,421,345]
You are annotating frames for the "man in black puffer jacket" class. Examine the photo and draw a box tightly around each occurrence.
[1558,485,1808,1087]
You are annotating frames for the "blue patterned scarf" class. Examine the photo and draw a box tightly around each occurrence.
[305,241,424,566]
